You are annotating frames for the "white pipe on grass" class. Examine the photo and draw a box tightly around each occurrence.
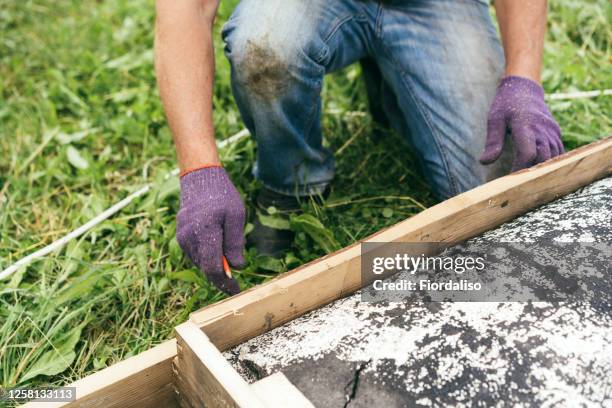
[546,89,612,101]
[0,129,250,281]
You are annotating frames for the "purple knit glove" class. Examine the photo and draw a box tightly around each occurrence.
[480,76,564,171]
[176,167,246,295]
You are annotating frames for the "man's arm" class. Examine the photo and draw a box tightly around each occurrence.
[495,0,546,83]
[155,0,246,296]
[155,0,220,172]
[480,0,563,171]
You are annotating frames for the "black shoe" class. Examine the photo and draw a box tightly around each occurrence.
[247,188,328,257]
[247,215,295,257]
[255,187,304,212]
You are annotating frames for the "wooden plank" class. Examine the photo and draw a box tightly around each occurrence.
[24,137,610,408]
[250,373,314,408]
[22,340,178,408]
[174,322,266,408]
[190,136,612,351]
[172,356,196,408]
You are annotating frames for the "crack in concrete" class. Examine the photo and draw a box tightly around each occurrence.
[343,359,372,408]
[242,359,264,381]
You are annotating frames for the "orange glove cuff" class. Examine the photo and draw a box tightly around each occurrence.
[179,164,223,178]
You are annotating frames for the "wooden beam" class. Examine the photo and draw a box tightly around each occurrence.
[21,340,178,408]
[25,137,610,407]
[173,357,192,408]
[250,373,314,408]
[173,322,314,408]
[190,136,612,351]
[173,322,265,408]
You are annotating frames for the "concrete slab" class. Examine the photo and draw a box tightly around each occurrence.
[226,177,612,407]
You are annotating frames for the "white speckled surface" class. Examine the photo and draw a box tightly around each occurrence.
[226,177,612,407]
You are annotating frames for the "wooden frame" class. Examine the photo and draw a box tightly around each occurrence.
[22,137,611,407]
[174,321,312,407]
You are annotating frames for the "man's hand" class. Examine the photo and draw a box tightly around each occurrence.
[176,167,246,295]
[480,76,563,171]
[486,1,564,171]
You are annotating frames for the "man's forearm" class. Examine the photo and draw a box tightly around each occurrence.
[495,0,547,83]
[155,0,220,172]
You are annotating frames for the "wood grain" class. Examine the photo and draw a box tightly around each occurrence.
[174,322,264,408]
[22,340,178,408]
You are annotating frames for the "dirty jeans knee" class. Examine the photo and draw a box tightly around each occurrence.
[221,6,335,197]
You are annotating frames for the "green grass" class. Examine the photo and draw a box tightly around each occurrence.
[0,0,610,395]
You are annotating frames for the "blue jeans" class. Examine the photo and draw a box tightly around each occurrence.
[222,0,510,200]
